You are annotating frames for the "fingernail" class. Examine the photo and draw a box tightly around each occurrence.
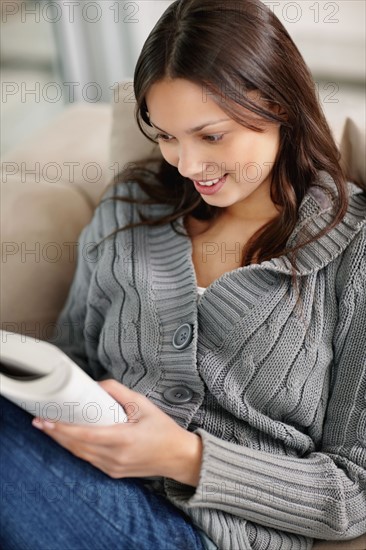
[43,421,55,430]
[32,418,43,430]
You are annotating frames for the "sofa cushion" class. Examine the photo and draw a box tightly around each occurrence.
[109,81,161,171]
[340,117,366,190]
[1,102,113,208]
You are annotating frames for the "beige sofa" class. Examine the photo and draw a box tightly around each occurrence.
[1,83,365,550]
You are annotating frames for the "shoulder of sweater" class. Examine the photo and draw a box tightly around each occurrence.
[335,219,366,294]
[93,180,144,211]
[251,172,366,277]
[330,180,366,283]
[81,181,141,243]
[92,179,174,236]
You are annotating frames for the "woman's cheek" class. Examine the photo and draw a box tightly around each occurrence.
[159,146,178,168]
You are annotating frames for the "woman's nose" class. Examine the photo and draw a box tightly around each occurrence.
[177,146,204,180]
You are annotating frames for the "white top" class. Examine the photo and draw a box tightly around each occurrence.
[197,285,206,296]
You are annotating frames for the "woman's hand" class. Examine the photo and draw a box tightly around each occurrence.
[31,379,203,487]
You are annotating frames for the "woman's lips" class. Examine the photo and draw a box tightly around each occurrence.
[193,174,228,195]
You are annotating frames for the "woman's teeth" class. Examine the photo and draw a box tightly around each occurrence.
[196,177,222,186]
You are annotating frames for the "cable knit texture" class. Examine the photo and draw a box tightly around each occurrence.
[51,171,366,550]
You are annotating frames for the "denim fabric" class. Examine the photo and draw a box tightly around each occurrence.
[196,528,219,550]
[0,396,206,550]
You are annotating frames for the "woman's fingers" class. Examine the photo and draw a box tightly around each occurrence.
[32,417,132,447]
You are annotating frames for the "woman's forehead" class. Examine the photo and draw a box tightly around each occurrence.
[145,78,270,123]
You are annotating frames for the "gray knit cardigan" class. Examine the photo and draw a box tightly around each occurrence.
[52,171,366,550]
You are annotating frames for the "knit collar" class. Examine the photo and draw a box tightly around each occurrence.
[256,171,366,276]
[132,170,366,278]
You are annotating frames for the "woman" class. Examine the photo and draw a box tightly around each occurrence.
[1,1,365,549]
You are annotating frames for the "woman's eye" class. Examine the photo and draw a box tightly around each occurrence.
[203,134,224,143]
[154,133,224,144]
[154,133,172,142]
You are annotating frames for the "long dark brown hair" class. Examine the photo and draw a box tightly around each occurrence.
[95,0,349,270]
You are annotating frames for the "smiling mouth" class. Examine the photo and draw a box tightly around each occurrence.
[192,174,228,187]
[192,174,228,195]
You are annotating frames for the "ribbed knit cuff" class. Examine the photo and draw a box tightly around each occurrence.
[163,427,358,541]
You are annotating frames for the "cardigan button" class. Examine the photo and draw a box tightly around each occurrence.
[172,323,193,350]
[163,386,194,404]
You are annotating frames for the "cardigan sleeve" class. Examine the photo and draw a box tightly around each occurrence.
[51,221,97,376]
[164,230,366,542]
[50,185,117,379]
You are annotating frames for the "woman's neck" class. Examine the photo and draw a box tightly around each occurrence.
[222,181,282,224]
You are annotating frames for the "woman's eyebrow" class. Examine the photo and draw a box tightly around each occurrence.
[149,118,231,135]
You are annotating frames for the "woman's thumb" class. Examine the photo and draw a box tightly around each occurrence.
[98,379,142,422]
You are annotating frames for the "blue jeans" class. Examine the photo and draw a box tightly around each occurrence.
[0,396,208,550]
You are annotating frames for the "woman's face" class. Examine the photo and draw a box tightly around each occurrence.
[145,78,282,221]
